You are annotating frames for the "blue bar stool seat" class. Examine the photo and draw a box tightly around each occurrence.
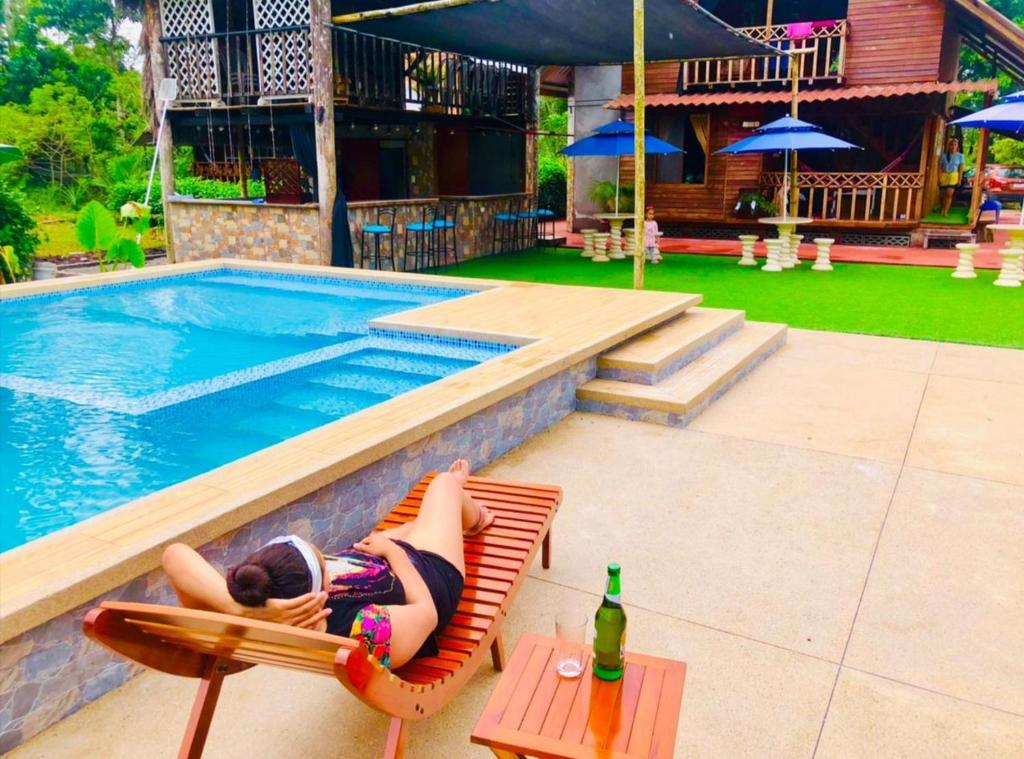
[403,206,437,272]
[360,208,397,270]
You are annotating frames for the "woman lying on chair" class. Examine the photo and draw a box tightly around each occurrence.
[161,459,494,670]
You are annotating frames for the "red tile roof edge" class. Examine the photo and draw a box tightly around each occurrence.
[606,80,1000,109]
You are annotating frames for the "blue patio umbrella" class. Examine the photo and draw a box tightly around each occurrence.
[951,91,1024,134]
[561,120,682,214]
[717,116,861,218]
[952,92,1024,222]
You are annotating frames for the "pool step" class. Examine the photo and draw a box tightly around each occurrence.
[577,321,786,427]
[597,307,745,385]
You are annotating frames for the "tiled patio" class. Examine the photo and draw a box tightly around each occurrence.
[10,329,1023,758]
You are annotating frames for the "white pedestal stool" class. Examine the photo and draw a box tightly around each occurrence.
[738,235,759,266]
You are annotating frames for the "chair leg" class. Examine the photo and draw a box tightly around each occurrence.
[178,657,228,759]
[384,717,408,759]
[389,232,397,272]
[490,631,507,671]
[542,530,551,569]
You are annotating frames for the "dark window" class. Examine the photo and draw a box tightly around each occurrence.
[646,113,709,185]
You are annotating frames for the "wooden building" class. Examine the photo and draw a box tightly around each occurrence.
[141,0,544,266]
[585,0,1024,245]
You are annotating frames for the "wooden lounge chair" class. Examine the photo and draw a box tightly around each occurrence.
[83,474,562,759]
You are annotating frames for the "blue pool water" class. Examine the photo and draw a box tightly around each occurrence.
[0,270,510,551]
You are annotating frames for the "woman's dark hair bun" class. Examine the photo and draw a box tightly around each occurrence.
[227,562,273,607]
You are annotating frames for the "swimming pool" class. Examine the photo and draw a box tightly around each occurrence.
[0,270,509,551]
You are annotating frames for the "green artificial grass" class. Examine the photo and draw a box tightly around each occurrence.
[921,206,970,225]
[440,248,1024,348]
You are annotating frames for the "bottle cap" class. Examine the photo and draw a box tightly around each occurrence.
[607,563,621,575]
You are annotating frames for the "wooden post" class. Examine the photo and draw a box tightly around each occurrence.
[237,124,249,199]
[333,0,487,24]
[566,96,575,230]
[525,68,540,200]
[632,0,645,290]
[311,0,338,265]
[145,0,176,263]
[968,91,994,223]
[921,111,945,220]
[765,0,775,31]
[789,51,800,217]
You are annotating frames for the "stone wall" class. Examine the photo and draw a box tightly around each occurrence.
[167,200,324,265]
[168,191,530,270]
[0,359,597,754]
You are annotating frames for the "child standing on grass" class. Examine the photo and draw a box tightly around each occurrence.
[643,206,662,264]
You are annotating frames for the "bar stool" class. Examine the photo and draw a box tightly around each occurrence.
[433,201,459,267]
[738,234,759,266]
[762,238,784,272]
[592,232,611,263]
[491,197,520,255]
[952,242,978,279]
[516,202,539,251]
[812,238,835,272]
[403,205,436,272]
[360,207,397,271]
[537,208,556,247]
[581,229,596,258]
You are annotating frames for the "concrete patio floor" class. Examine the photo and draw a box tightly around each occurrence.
[10,329,1023,758]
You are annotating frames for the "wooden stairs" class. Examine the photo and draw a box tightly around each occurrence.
[576,306,786,427]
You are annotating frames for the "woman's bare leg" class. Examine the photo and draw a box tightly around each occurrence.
[401,460,485,576]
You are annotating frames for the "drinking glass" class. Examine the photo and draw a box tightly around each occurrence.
[555,611,587,678]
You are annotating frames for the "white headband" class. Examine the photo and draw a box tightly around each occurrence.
[262,535,323,595]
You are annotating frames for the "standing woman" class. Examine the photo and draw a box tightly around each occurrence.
[938,137,965,217]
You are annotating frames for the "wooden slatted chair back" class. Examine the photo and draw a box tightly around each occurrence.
[83,474,562,758]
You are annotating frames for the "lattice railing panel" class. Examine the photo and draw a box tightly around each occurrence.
[160,0,220,100]
[253,0,312,98]
[261,158,305,203]
[759,172,924,223]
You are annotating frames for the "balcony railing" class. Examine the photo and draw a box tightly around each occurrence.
[159,25,533,120]
[331,27,533,120]
[760,171,924,224]
[680,20,847,90]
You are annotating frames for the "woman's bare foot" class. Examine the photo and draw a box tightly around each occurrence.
[449,458,471,487]
[464,500,495,536]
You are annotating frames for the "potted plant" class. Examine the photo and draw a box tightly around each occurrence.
[587,180,634,213]
[733,190,776,219]
[410,61,446,113]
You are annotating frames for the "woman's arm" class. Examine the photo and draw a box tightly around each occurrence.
[161,543,330,629]
[352,534,438,668]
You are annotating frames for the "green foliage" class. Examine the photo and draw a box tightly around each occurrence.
[0,176,40,277]
[75,200,119,251]
[991,138,1024,166]
[108,177,268,222]
[588,180,634,213]
[537,157,566,218]
[538,97,568,165]
[735,191,777,218]
[0,245,22,284]
[73,199,145,272]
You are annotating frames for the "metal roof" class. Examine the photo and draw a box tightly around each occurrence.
[605,80,1001,109]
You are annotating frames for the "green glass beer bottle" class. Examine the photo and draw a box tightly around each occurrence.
[593,563,626,681]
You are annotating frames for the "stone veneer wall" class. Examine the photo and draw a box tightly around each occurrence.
[0,359,597,754]
[350,194,529,268]
[167,200,324,265]
[407,124,436,198]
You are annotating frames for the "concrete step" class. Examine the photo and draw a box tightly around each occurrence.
[597,307,746,384]
[577,322,787,426]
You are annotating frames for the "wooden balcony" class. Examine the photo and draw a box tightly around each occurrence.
[760,171,924,225]
[159,25,533,120]
[680,20,847,90]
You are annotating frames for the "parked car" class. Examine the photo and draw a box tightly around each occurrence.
[984,165,1024,204]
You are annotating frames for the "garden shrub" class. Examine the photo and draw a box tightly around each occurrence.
[0,176,40,277]
[538,157,566,218]
[108,177,267,222]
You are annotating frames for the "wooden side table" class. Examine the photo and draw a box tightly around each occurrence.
[471,633,687,758]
